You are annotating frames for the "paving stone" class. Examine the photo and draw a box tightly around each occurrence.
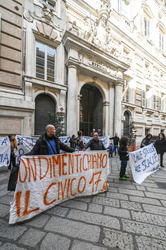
[71,240,107,250]
[135,235,166,250]
[161,200,166,207]
[102,228,134,250]
[143,204,166,216]
[145,191,166,200]
[104,206,131,219]
[129,196,161,206]
[118,188,144,197]
[88,203,103,213]
[46,205,69,217]
[107,187,118,193]
[131,211,166,226]
[0,203,10,217]
[92,196,120,207]
[106,192,129,200]
[74,196,93,203]
[18,228,46,247]
[40,232,71,250]
[0,188,10,197]
[68,209,120,230]
[135,186,146,191]
[26,214,50,228]
[109,183,136,190]
[0,183,8,190]
[0,219,27,241]
[45,217,100,242]
[98,192,106,197]
[146,187,166,194]
[122,219,166,239]
[120,200,142,211]
[0,243,27,250]
[61,199,87,210]
[134,182,158,188]
[0,195,13,205]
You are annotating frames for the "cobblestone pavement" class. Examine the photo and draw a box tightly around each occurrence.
[1,155,166,250]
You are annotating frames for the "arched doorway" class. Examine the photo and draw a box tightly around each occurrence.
[35,94,56,135]
[123,110,131,135]
[80,84,103,136]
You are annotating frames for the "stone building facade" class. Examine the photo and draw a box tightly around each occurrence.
[0,0,166,146]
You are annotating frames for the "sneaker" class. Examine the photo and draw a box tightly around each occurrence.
[119,176,128,180]
[123,174,129,178]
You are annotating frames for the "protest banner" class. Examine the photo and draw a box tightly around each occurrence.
[129,144,159,184]
[9,150,109,224]
[0,137,10,167]
[16,135,38,165]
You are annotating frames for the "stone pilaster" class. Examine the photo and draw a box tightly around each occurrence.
[109,82,114,136]
[114,80,123,137]
[66,64,78,136]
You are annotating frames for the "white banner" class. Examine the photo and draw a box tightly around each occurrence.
[0,137,10,167]
[16,135,38,165]
[9,150,109,224]
[129,144,159,184]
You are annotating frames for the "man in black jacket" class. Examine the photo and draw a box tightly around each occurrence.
[110,133,120,156]
[83,132,106,151]
[27,124,78,155]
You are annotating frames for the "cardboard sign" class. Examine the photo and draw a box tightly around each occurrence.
[9,150,109,224]
[0,137,10,167]
[129,144,159,184]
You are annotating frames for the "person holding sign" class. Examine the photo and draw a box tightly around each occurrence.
[140,133,152,148]
[154,132,166,167]
[8,134,18,171]
[118,136,129,180]
[83,132,106,151]
[26,124,78,155]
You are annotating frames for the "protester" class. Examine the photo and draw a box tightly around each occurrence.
[118,136,129,180]
[154,132,166,167]
[107,143,114,157]
[97,129,102,136]
[91,128,96,137]
[26,124,78,155]
[69,134,77,148]
[8,134,17,171]
[83,132,106,150]
[110,133,120,156]
[140,133,152,148]
[76,130,84,150]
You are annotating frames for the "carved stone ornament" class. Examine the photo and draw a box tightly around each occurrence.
[23,3,59,30]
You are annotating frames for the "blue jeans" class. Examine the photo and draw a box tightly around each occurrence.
[120,160,127,177]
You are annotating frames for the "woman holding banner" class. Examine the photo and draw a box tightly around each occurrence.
[154,133,166,168]
[140,134,152,148]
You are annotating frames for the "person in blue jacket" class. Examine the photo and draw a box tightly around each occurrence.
[107,143,114,157]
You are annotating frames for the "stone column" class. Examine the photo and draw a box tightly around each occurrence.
[114,80,123,137]
[103,101,109,135]
[66,64,78,136]
[109,82,114,136]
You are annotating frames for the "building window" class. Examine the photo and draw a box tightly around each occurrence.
[159,32,164,50]
[142,89,146,107]
[40,0,56,8]
[144,17,150,37]
[36,42,55,82]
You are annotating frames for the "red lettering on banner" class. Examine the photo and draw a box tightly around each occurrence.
[89,171,102,192]
[58,179,69,200]
[77,176,86,193]
[15,190,40,218]
[43,182,57,205]
[61,154,67,175]
[38,156,49,180]
[68,154,74,174]
[27,157,37,182]
[70,178,77,196]
[52,155,61,176]
[18,159,27,183]
[82,154,88,171]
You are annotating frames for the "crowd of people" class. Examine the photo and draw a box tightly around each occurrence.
[7,126,166,182]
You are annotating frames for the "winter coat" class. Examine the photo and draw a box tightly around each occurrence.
[118,145,129,161]
[27,133,75,155]
[154,138,166,155]
[85,139,106,150]
[110,136,119,146]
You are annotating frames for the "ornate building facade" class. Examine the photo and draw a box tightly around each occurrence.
[0,0,166,146]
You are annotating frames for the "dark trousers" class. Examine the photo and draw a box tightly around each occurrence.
[159,153,164,166]
[8,151,16,170]
[109,151,113,157]
[114,145,118,156]
[120,160,127,177]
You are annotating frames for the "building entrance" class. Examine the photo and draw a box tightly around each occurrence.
[80,84,103,136]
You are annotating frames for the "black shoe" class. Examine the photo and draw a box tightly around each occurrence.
[161,165,164,167]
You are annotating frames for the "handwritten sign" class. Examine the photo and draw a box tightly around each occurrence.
[9,150,109,224]
[0,137,10,167]
[129,144,159,184]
